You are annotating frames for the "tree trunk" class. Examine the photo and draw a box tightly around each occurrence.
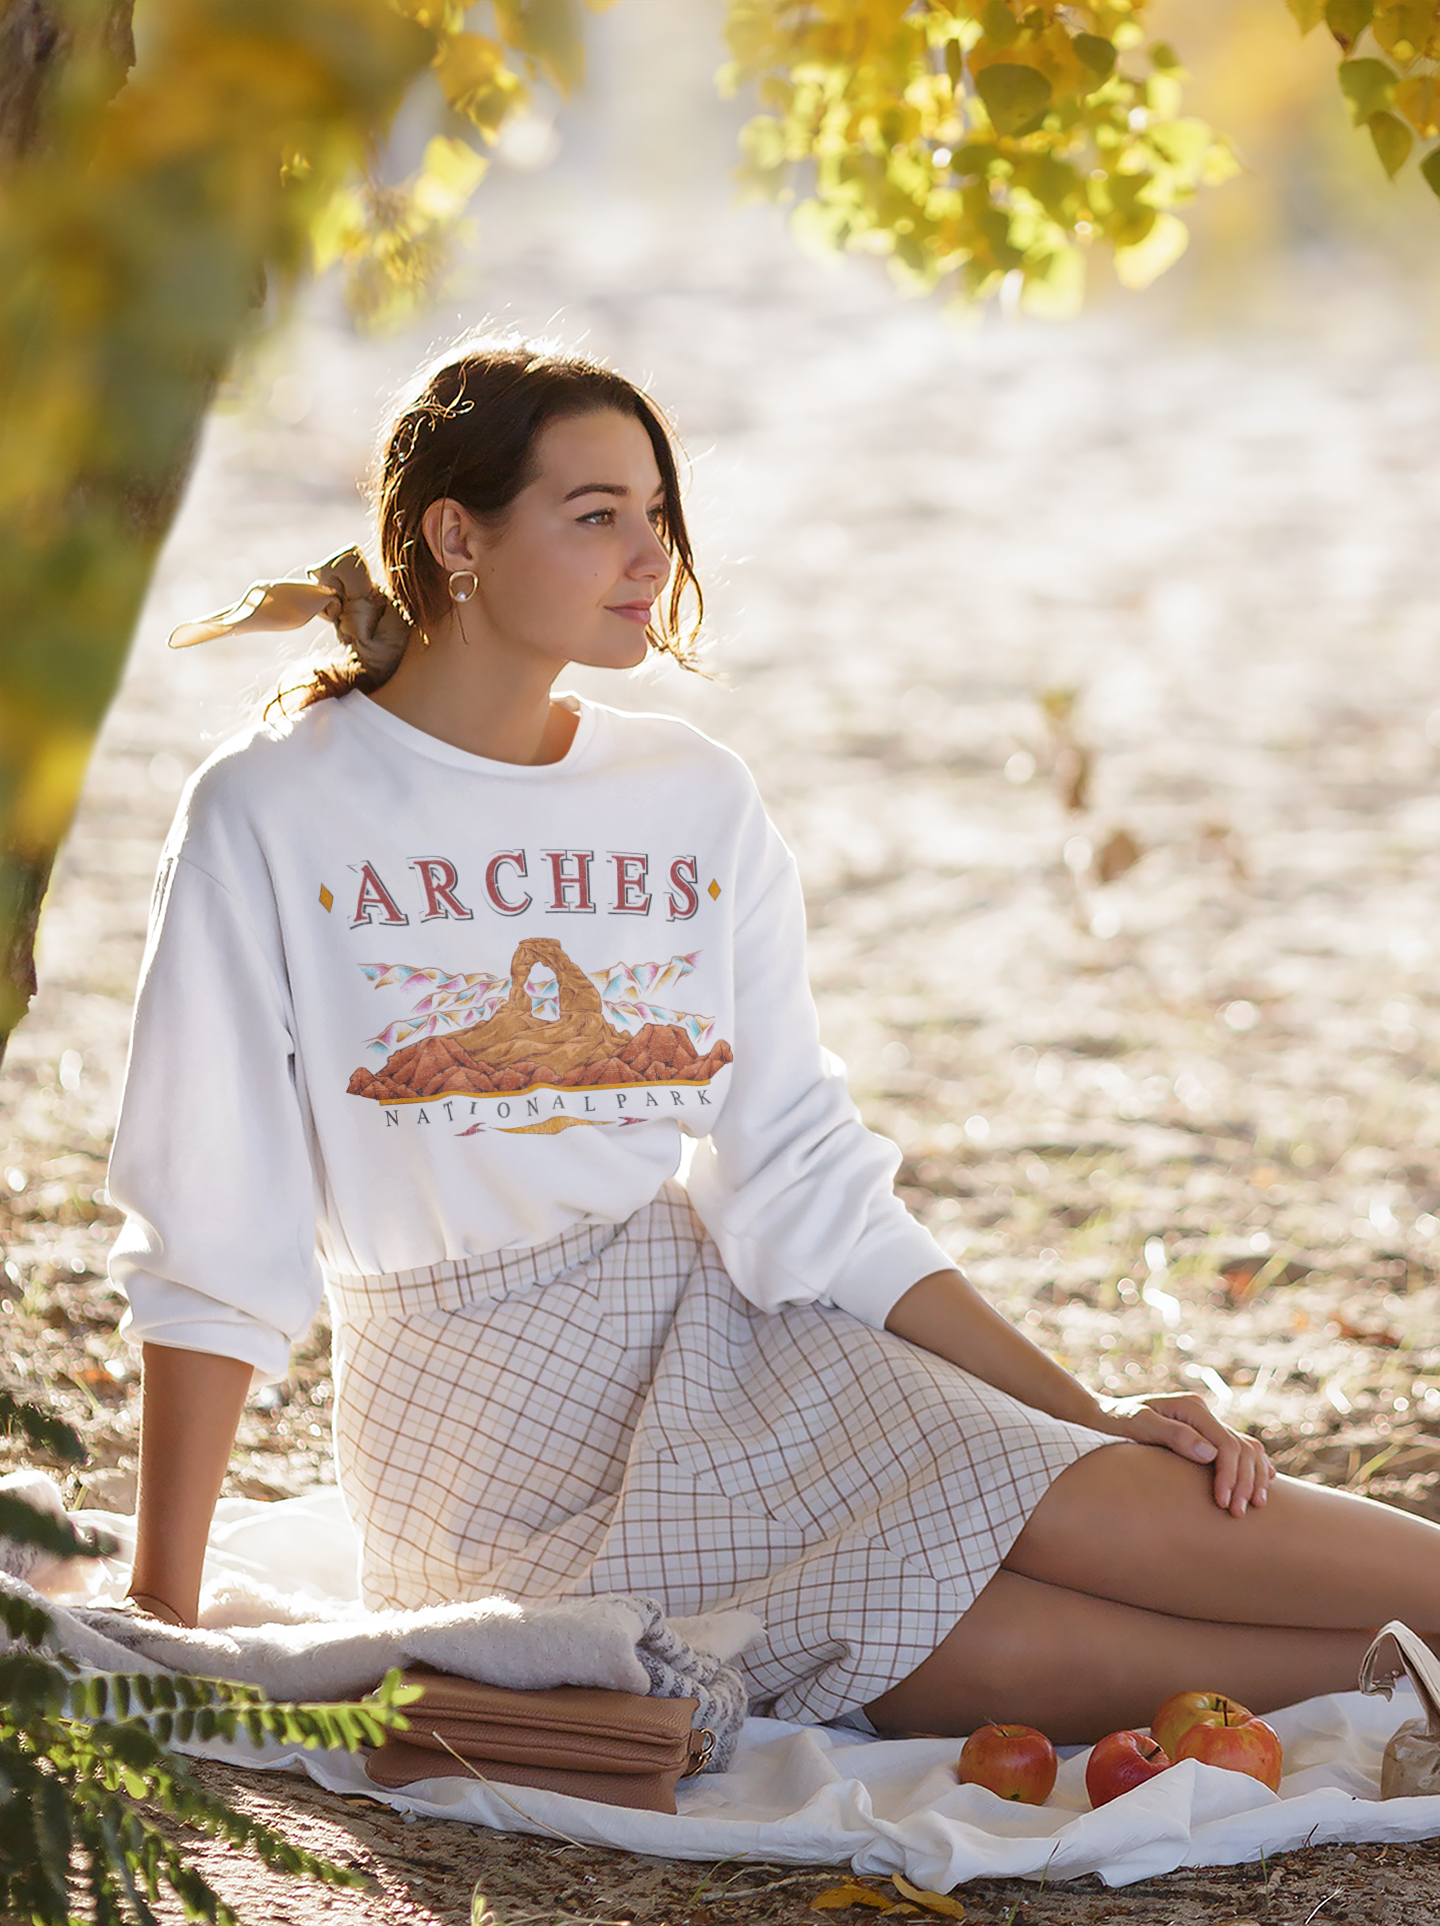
[0,0,220,1061]
[0,0,134,164]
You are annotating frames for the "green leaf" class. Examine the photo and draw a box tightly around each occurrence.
[0,1588,55,1645]
[1339,56,1398,122]
[1074,34,1116,80]
[1326,0,1376,49]
[980,0,1020,49]
[0,1489,112,1562]
[0,1387,84,1464]
[950,141,1000,177]
[1420,144,1440,197]
[1368,107,1414,173]
[944,41,964,87]
[1015,152,1081,217]
[1286,0,1327,27]
[975,62,1053,137]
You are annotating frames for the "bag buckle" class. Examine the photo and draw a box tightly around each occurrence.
[683,1728,716,1777]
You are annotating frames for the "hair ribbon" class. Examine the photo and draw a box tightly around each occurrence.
[167,547,412,680]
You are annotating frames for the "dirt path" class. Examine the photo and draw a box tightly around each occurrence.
[7,70,1440,1921]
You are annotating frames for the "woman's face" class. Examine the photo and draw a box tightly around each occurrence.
[427,407,673,673]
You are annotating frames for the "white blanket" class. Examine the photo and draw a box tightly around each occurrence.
[38,1486,1440,1890]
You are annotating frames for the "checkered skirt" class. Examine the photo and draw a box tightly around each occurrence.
[328,1183,1112,1723]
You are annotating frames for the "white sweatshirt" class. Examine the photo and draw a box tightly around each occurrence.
[109,692,949,1385]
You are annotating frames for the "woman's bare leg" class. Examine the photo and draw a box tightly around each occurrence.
[1007,1443,1440,1629]
[864,1569,1371,1743]
[864,1443,1440,1740]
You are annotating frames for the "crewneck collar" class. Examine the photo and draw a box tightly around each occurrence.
[342,690,599,778]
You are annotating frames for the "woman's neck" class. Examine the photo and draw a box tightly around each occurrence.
[367,624,579,766]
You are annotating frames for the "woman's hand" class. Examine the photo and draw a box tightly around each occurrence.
[1099,1391,1275,1517]
[883,1274,1275,1518]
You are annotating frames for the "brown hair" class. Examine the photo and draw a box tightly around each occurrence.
[292,335,703,709]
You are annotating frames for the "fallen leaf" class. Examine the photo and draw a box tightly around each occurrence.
[1219,1253,1310,1301]
[1093,826,1142,884]
[62,1365,127,1402]
[1335,1317,1403,1348]
[812,1883,898,1912]
[891,1871,966,1916]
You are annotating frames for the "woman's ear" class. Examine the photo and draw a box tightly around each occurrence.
[421,498,484,573]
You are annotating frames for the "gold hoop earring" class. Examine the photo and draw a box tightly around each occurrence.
[448,569,478,604]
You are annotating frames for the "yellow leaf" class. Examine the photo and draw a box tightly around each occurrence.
[494,0,586,97]
[1374,0,1439,60]
[311,184,369,270]
[1113,209,1189,289]
[892,1873,967,1918]
[1020,244,1085,320]
[889,1877,954,1914]
[813,1883,899,1911]
[1397,71,1440,137]
[433,32,528,136]
[412,135,489,220]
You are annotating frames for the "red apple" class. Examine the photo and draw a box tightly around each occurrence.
[1174,1715,1283,1791]
[1150,1690,1254,1761]
[957,1724,1058,1804]
[1085,1729,1172,1807]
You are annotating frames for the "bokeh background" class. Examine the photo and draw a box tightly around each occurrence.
[5,0,1440,1521]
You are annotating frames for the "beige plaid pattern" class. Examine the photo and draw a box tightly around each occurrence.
[328,1184,1112,1724]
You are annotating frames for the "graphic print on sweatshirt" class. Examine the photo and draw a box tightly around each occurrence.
[346,937,733,1135]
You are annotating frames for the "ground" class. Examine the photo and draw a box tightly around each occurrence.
[6,116,1440,1923]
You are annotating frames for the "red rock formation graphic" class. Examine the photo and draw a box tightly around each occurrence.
[348,936,732,1104]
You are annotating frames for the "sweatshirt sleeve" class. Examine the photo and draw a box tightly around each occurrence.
[108,844,323,1388]
[684,823,950,1329]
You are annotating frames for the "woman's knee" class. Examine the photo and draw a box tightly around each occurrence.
[1005,1439,1220,1582]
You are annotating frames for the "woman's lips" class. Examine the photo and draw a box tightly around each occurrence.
[606,603,654,624]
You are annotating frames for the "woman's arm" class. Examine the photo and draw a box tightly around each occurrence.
[126,1344,252,1626]
[885,1268,1274,1517]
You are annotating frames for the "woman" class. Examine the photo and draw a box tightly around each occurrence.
[110,337,1440,1745]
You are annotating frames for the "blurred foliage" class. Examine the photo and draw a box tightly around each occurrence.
[720,0,1440,314]
[0,0,614,1044]
[721,1,1242,316]
[3,0,1440,1052]
[1296,0,1440,187]
[0,1391,416,1923]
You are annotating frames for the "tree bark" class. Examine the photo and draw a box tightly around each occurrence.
[0,0,134,164]
[0,0,217,1063]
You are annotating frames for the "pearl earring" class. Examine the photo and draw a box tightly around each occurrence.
[448,569,478,603]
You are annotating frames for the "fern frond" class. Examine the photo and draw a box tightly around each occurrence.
[0,1489,116,1561]
[0,1386,84,1464]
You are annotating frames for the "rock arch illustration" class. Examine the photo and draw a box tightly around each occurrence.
[347,936,732,1105]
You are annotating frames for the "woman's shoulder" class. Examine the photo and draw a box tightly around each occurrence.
[587,699,757,794]
[170,699,352,856]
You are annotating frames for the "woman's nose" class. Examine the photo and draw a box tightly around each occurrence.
[633,526,671,584]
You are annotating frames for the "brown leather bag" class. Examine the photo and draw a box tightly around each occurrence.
[364,1668,715,1813]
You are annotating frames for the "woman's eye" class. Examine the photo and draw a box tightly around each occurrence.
[578,508,615,526]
